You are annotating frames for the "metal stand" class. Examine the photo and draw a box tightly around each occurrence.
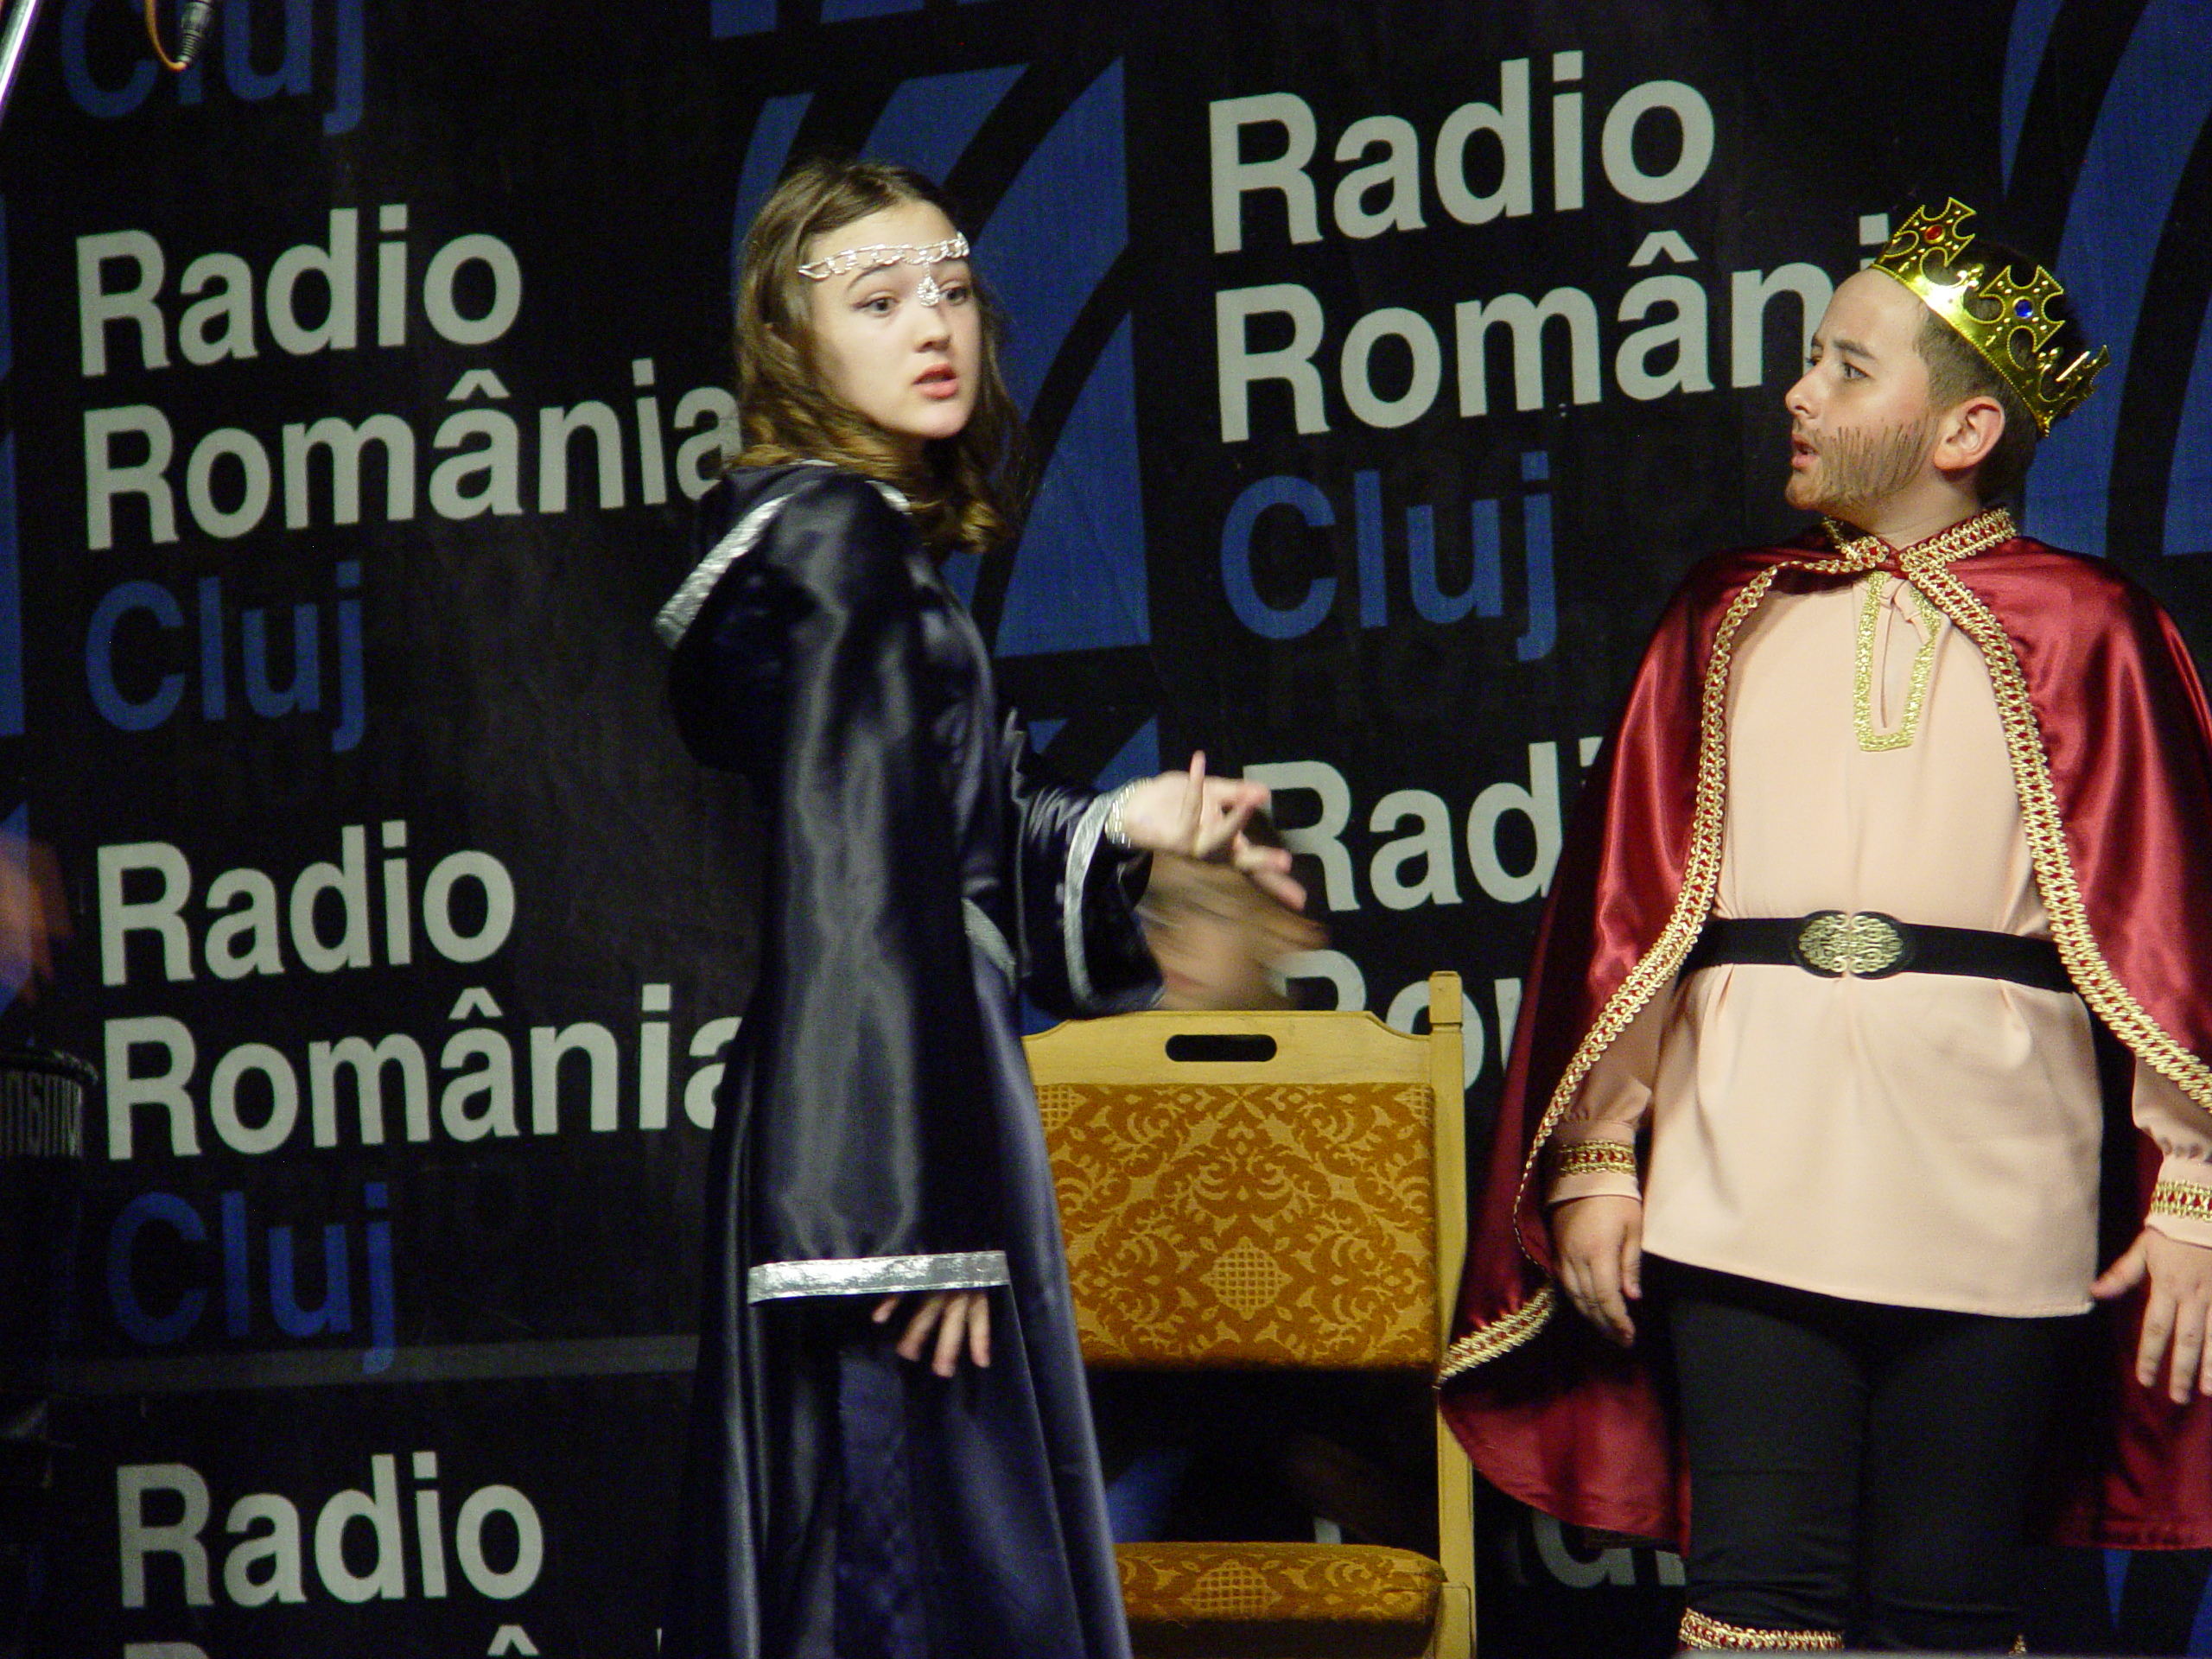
[0,1044,92,1659]
[0,0,47,130]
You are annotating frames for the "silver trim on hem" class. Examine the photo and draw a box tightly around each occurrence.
[746,1249,1010,1304]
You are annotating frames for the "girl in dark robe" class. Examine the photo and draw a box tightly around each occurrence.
[655,156,1297,1659]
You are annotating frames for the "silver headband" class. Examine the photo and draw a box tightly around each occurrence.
[797,233,969,283]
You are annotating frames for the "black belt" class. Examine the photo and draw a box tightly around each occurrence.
[1681,913,2071,993]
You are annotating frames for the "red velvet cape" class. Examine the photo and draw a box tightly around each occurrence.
[1440,523,2212,1550]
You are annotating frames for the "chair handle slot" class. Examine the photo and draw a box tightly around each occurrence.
[1162,1033,1278,1063]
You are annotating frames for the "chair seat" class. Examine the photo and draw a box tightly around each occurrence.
[1117,1541,1443,1658]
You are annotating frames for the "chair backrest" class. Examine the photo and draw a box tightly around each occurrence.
[1027,974,1467,1373]
[1026,972,1476,1654]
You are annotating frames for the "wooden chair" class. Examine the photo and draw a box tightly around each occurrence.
[1027,972,1474,1659]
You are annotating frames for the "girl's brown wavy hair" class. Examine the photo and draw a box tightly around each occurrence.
[730,156,1030,559]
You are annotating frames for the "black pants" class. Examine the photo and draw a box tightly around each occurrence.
[1653,1259,2082,1651]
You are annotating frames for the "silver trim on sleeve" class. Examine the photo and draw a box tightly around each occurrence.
[1062,791,1120,1012]
[962,899,1016,986]
[654,469,908,651]
[655,492,800,650]
[746,1249,1010,1304]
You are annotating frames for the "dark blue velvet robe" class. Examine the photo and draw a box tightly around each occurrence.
[657,463,1147,1658]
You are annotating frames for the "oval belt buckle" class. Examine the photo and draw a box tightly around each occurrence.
[1792,910,1910,978]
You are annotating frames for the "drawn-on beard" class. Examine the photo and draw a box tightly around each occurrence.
[1787,416,1936,518]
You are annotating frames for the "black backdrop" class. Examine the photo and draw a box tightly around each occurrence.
[1,1,2209,1652]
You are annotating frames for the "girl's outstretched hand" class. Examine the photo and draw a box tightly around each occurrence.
[1116,753,1306,912]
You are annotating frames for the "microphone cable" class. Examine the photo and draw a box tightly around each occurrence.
[142,0,216,73]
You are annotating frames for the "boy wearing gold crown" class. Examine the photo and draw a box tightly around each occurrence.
[1439,200,2212,1651]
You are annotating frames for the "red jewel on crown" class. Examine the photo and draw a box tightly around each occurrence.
[1923,224,1945,242]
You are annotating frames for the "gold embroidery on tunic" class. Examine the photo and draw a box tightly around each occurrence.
[1854,573,1943,751]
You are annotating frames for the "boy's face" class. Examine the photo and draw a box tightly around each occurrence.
[1781,268,1942,521]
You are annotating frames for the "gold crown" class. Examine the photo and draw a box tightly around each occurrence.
[1869,199,2107,433]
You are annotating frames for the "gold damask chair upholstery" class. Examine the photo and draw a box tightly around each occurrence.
[1027,972,1474,1659]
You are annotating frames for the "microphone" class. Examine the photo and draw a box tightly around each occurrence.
[175,0,216,68]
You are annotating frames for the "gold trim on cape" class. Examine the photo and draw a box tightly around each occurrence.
[1680,1609,1846,1649]
[1900,543,2212,1114]
[1439,1286,1555,1376]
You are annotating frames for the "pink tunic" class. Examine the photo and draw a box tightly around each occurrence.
[1550,574,2212,1315]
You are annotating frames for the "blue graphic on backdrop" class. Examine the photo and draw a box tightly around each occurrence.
[728,68,1028,259]
[980,62,1146,658]
[1096,717,1159,789]
[712,0,774,32]
[2177,313,2212,555]
[2007,0,2212,557]
[1998,0,2063,188]
[994,315,1147,657]
[715,0,988,33]
[872,67,1027,188]
[732,92,814,288]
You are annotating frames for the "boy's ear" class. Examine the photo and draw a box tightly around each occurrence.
[1933,391,2005,476]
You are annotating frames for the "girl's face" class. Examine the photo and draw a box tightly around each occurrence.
[801,200,981,458]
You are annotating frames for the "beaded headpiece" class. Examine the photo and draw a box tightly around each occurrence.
[797,233,969,302]
[1868,200,2105,434]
